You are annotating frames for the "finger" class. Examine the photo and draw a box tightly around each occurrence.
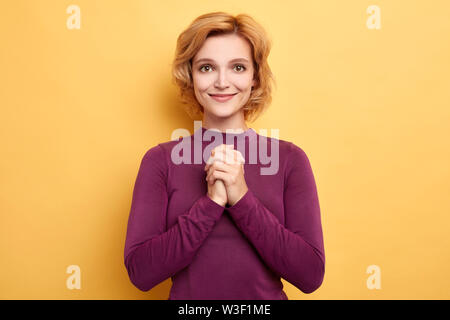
[206,165,230,185]
[210,170,228,184]
[210,145,228,159]
[209,159,233,173]
[216,144,234,155]
[211,144,236,154]
[210,145,225,156]
[206,161,227,177]
[206,152,220,165]
[206,168,213,183]
[208,163,244,183]
[207,173,221,185]
[223,150,237,165]
[207,150,228,165]
[210,149,238,165]
[221,148,245,165]
[206,152,227,166]
[207,146,245,166]
[206,170,213,184]
[212,144,229,154]
[206,168,226,184]
[236,151,245,164]
[218,145,245,164]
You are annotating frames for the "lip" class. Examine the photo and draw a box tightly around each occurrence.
[208,93,237,102]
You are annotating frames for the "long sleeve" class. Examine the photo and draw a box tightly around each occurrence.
[124,144,225,292]
[226,142,325,294]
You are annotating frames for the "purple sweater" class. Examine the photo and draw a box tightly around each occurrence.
[124,126,325,299]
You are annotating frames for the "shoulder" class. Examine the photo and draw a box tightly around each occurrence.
[142,144,165,163]
[142,138,183,162]
[258,133,308,161]
[267,136,312,173]
[287,141,309,161]
[255,132,293,155]
[139,140,178,174]
[283,141,316,185]
[139,137,189,179]
[254,133,311,178]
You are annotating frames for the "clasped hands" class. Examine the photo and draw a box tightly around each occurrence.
[205,144,248,207]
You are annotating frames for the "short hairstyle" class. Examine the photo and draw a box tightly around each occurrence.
[171,12,276,123]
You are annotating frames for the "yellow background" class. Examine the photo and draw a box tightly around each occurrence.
[1,0,449,299]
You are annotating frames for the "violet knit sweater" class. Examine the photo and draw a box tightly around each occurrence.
[124,126,325,299]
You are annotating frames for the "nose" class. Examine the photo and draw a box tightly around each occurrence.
[214,69,230,89]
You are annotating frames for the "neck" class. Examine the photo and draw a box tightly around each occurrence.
[202,112,248,133]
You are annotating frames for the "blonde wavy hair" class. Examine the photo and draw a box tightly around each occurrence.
[171,12,276,123]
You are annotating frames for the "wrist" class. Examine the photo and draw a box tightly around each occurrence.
[228,187,248,207]
[207,194,226,207]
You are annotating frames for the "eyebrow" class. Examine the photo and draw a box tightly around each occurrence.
[193,58,250,65]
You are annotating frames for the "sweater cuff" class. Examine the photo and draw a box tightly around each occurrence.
[226,189,255,219]
[201,194,226,218]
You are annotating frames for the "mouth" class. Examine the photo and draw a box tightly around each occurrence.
[208,93,238,97]
[208,93,237,103]
[208,92,238,103]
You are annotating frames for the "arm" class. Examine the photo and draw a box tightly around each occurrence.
[124,144,225,292]
[226,142,325,294]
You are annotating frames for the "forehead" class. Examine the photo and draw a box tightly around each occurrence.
[193,33,253,63]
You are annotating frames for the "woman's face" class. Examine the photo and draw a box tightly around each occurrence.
[192,33,256,121]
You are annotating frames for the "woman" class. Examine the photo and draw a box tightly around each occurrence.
[124,11,325,300]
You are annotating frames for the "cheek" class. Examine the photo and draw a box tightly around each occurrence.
[234,75,254,90]
[193,73,213,91]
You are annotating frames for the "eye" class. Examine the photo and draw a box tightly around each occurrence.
[199,64,212,72]
[198,64,247,73]
[234,64,246,72]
